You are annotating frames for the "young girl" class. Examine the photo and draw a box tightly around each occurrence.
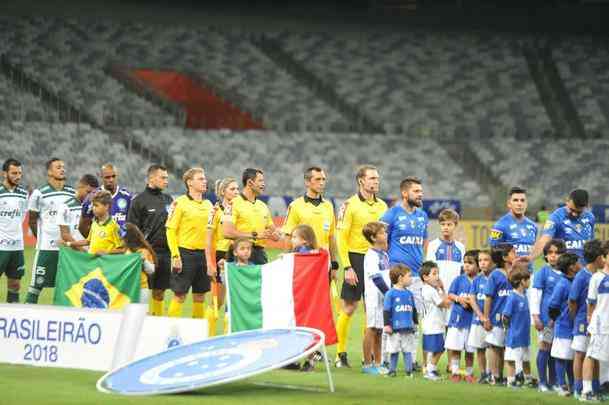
[122,223,156,305]
[290,224,319,253]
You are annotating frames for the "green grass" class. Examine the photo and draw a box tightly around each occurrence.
[0,248,568,404]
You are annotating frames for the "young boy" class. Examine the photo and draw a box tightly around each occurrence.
[362,222,391,375]
[66,190,123,255]
[570,239,605,398]
[581,241,609,401]
[446,249,479,383]
[502,264,532,388]
[531,239,566,392]
[421,260,451,380]
[483,243,515,385]
[426,208,465,323]
[549,253,580,397]
[383,264,418,377]
[468,249,494,384]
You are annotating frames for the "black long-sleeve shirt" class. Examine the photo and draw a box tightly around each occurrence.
[126,186,173,251]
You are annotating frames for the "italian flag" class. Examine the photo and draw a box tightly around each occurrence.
[226,249,337,345]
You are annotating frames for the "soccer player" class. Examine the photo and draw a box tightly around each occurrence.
[569,239,605,398]
[446,249,478,383]
[468,249,494,383]
[127,164,173,316]
[581,241,609,401]
[0,159,28,303]
[420,260,450,380]
[79,163,132,237]
[223,168,280,265]
[384,264,418,378]
[25,158,75,304]
[549,253,580,397]
[502,265,532,388]
[335,165,387,368]
[362,221,391,374]
[528,189,594,263]
[426,208,465,313]
[166,168,213,320]
[58,174,99,246]
[381,176,428,365]
[489,187,537,269]
[483,243,515,385]
[530,239,566,392]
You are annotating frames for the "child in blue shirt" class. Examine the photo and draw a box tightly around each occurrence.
[383,264,418,377]
[502,264,532,388]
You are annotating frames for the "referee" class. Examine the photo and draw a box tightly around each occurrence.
[166,167,213,319]
[126,164,173,316]
[335,165,387,368]
[223,168,279,264]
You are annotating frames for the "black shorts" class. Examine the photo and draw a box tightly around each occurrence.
[0,250,25,279]
[215,250,227,284]
[150,249,171,290]
[340,252,365,302]
[170,248,211,294]
[226,245,268,265]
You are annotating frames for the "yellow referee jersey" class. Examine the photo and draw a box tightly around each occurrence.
[88,217,123,255]
[207,203,232,252]
[282,195,335,249]
[166,194,213,257]
[229,194,273,247]
[337,193,387,267]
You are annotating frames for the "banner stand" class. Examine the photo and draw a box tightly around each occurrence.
[111,303,148,370]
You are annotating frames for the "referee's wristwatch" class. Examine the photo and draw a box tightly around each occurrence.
[251,231,258,241]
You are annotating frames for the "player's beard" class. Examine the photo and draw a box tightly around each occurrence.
[408,197,422,208]
[6,176,20,188]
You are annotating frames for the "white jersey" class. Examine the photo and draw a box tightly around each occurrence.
[363,248,391,307]
[425,238,465,293]
[57,197,84,241]
[0,185,28,251]
[421,283,447,335]
[28,183,76,251]
[588,271,609,335]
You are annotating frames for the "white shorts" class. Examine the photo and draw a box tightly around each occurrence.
[551,337,575,360]
[485,326,505,348]
[537,326,554,344]
[505,346,531,362]
[467,324,489,349]
[386,331,417,354]
[445,327,475,353]
[366,306,384,329]
[408,278,424,315]
[571,335,590,353]
[587,334,609,362]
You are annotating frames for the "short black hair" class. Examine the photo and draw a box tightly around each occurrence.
[419,260,438,281]
[46,157,62,170]
[543,239,567,262]
[569,189,589,208]
[147,164,167,176]
[79,174,99,189]
[304,166,324,181]
[508,186,526,197]
[583,239,603,264]
[464,249,480,264]
[242,168,263,187]
[399,176,422,192]
[2,158,21,172]
[491,243,513,268]
[556,253,579,275]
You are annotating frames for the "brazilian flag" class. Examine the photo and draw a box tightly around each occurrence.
[54,247,141,309]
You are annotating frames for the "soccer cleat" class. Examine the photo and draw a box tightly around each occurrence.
[465,375,477,384]
[405,371,414,379]
[412,362,422,373]
[282,362,301,371]
[362,365,380,375]
[508,381,521,389]
[311,351,323,362]
[478,373,490,385]
[386,370,397,378]
[424,371,442,381]
[538,383,551,393]
[335,352,351,368]
[300,360,315,372]
[578,392,600,402]
[376,365,390,375]
[450,374,462,383]
[555,386,571,397]
[525,377,538,389]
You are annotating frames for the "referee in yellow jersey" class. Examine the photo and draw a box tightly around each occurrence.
[335,165,388,368]
[282,167,339,277]
[166,167,213,319]
[223,168,279,264]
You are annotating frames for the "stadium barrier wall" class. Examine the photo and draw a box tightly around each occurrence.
[0,304,208,371]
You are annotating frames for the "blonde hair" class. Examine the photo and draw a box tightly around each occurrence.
[292,224,318,250]
[182,167,204,189]
[215,177,237,198]
[355,165,378,182]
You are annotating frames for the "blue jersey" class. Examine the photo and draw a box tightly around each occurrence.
[469,273,488,325]
[502,291,531,348]
[381,205,428,276]
[484,269,512,327]
[82,186,132,234]
[542,206,595,261]
[489,212,538,257]
[532,265,562,326]
[569,268,594,336]
[447,274,473,329]
[549,275,573,339]
[384,288,416,331]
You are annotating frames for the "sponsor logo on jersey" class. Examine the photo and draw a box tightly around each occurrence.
[117,198,128,210]
[498,289,511,297]
[395,304,413,312]
[0,208,21,219]
[113,213,127,223]
[544,220,554,230]
[399,236,424,245]
[490,229,503,240]
[0,238,19,247]
[565,240,585,250]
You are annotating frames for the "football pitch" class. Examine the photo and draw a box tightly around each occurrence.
[0,248,566,404]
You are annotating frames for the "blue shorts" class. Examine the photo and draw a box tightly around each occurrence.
[423,333,445,354]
